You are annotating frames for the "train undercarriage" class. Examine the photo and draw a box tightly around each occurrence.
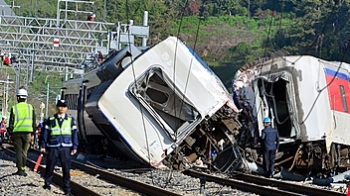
[162,104,243,172]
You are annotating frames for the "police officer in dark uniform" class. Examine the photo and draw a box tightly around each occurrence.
[261,117,279,178]
[40,100,78,195]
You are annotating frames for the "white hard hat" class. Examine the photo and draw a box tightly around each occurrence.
[16,88,28,98]
[2,116,6,119]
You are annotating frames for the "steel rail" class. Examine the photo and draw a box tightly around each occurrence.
[71,160,182,196]
[230,171,344,196]
[7,145,180,196]
[3,147,102,196]
[184,169,303,196]
[14,147,181,196]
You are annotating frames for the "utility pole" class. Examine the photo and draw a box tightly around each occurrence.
[40,102,45,122]
[248,0,250,20]
[103,0,107,22]
[2,81,5,117]
[30,0,32,16]
[30,43,35,83]
[15,62,21,93]
[45,82,49,118]
[0,74,13,117]
[247,0,251,52]
[142,11,148,47]
[65,66,69,81]
[35,0,38,16]
[26,58,30,86]
[5,74,10,117]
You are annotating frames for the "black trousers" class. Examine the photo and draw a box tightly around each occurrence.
[263,149,276,177]
[44,147,71,193]
[0,132,4,145]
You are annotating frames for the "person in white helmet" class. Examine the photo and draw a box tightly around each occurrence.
[7,88,36,176]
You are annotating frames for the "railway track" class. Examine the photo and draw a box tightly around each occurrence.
[3,147,101,196]
[6,144,346,196]
[70,160,181,196]
[184,169,345,196]
[41,149,348,195]
[3,146,181,196]
[229,171,345,196]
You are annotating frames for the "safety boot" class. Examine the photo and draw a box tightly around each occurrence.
[12,170,27,176]
[42,185,51,190]
[63,192,71,196]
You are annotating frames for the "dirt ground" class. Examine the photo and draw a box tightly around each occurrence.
[178,25,257,61]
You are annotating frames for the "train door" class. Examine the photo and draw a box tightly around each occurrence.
[255,76,297,140]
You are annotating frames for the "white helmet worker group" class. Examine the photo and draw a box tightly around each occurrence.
[16,89,28,99]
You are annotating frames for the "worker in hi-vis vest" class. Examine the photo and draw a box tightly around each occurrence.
[7,88,36,176]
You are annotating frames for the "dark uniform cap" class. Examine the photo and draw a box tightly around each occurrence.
[56,100,68,107]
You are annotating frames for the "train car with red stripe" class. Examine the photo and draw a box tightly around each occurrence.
[233,55,350,175]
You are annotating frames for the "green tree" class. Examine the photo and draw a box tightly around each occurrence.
[271,0,350,63]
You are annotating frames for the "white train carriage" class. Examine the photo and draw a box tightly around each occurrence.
[234,55,350,174]
[63,48,146,153]
[85,36,242,170]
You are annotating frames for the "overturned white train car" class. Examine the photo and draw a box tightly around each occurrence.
[84,36,242,171]
[62,45,144,153]
[234,55,350,175]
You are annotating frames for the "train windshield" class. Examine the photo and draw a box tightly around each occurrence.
[129,67,200,140]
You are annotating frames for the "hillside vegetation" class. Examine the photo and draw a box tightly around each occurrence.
[0,66,64,119]
[2,0,350,117]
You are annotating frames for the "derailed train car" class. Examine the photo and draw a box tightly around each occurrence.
[234,55,350,175]
[81,36,243,171]
[63,46,144,152]
[63,69,108,153]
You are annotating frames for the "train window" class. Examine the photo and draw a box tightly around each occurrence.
[146,88,169,105]
[340,85,348,112]
[129,66,200,140]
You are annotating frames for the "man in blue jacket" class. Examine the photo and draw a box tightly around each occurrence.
[40,100,78,196]
[261,117,279,178]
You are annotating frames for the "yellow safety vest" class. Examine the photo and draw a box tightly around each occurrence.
[49,117,72,136]
[12,102,34,133]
